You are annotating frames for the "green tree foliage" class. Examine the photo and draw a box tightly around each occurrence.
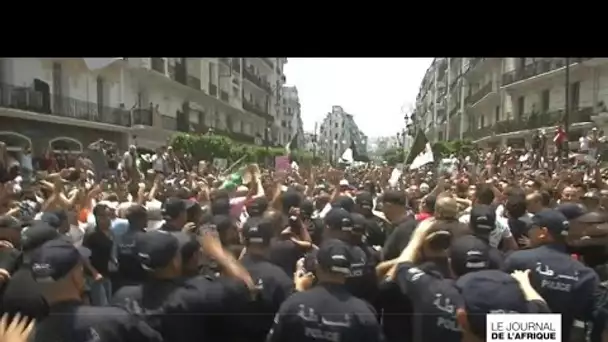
[382,147,406,166]
[170,133,321,164]
[431,139,475,159]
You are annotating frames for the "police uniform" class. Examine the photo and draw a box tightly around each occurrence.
[112,230,251,342]
[29,239,162,342]
[503,209,599,341]
[115,226,146,289]
[266,239,384,342]
[355,191,387,247]
[322,209,378,304]
[469,205,505,270]
[235,217,294,342]
[393,235,494,342]
[454,270,551,341]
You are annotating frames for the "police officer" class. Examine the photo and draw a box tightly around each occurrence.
[29,239,162,342]
[392,232,493,342]
[468,205,505,269]
[114,204,147,290]
[503,208,599,341]
[236,216,294,342]
[321,208,377,304]
[267,238,384,342]
[455,270,550,342]
[159,197,195,232]
[112,230,254,342]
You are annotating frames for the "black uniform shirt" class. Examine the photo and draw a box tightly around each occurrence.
[235,253,294,342]
[82,229,114,277]
[395,262,463,342]
[113,276,250,342]
[32,300,162,342]
[269,236,309,277]
[1,266,48,320]
[504,244,599,341]
[115,229,146,288]
[267,283,384,342]
[382,216,417,261]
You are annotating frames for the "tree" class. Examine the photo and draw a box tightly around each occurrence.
[382,147,406,166]
[431,139,474,159]
[170,133,320,165]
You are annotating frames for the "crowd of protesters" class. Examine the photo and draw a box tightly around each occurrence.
[0,126,607,342]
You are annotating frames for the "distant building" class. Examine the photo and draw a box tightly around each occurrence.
[318,105,368,163]
[281,85,304,147]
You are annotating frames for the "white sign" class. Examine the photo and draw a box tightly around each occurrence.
[487,314,561,342]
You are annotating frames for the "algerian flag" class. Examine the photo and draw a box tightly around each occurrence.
[405,128,434,170]
[285,131,300,154]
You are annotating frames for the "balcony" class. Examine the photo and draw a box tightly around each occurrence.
[151,58,165,74]
[0,82,132,127]
[187,75,201,90]
[242,99,273,121]
[262,58,274,68]
[242,65,273,92]
[449,105,459,118]
[131,108,153,126]
[220,90,229,102]
[466,82,493,105]
[208,83,218,96]
[161,115,177,131]
[501,58,588,86]
[465,107,593,140]
[219,58,230,66]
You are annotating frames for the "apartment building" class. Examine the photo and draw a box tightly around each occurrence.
[414,58,608,147]
[281,85,305,147]
[318,105,368,162]
[0,57,287,153]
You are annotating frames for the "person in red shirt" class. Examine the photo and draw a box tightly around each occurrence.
[415,194,436,221]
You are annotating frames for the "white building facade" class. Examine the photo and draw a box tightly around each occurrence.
[318,105,368,162]
[280,85,305,147]
[0,57,288,153]
[415,58,608,147]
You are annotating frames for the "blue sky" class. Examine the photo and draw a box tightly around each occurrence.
[283,58,433,138]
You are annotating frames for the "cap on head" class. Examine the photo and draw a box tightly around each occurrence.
[246,197,269,217]
[162,197,195,219]
[532,209,569,238]
[324,208,354,232]
[469,204,497,237]
[355,191,373,211]
[22,221,60,252]
[30,239,90,283]
[339,179,349,187]
[242,217,275,245]
[449,235,490,277]
[135,230,180,271]
[332,196,355,213]
[556,203,587,221]
[455,270,529,338]
[316,239,352,275]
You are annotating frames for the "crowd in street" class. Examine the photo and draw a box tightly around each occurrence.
[0,127,608,342]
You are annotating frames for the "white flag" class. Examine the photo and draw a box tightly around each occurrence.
[409,143,434,170]
[339,148,354,164]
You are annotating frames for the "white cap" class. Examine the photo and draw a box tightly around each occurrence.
[339,179,349,186]
[420,183,430,192]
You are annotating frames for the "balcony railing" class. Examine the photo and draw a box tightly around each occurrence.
[220,90,229,102]
[0,82,132,127]
[131,108,153,126]
[209,83,218,96]
[464,107,593,140]
[502,58,588,86]
[161,115,177,131]
[242,65,273,92]
[151,58,165,74]
[449,105,459,118]
[466,82,493,105]
[242,99,273,120]
[187,75,201,90]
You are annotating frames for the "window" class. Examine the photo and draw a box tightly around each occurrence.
[517,96,525,119]
[541,90,550,113]
[495,106,500,123]
[570,82,580,110]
